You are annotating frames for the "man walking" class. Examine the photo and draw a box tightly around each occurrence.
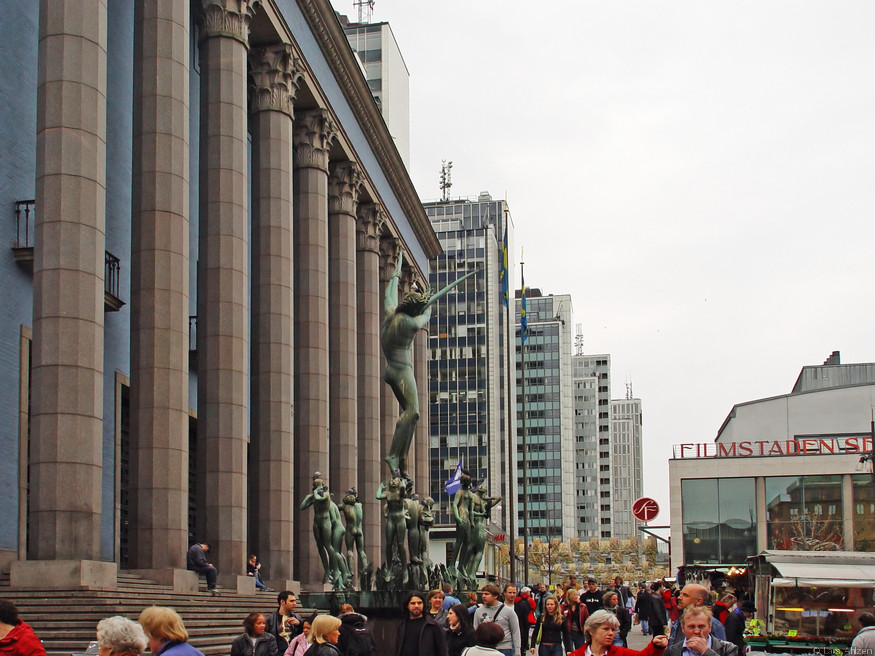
[266,591,302,653]
[473,584,520,656]
[668,584,726,647]
[395,592,447,656]
[186,542,218,594]
[441,583,461,610]
[580,578,603,615]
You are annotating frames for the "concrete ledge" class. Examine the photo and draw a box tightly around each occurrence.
[11,560,117,590]
[0,550,17,575]
[128,568,198,593]
[265,579,300,595]
[218,573,255,594]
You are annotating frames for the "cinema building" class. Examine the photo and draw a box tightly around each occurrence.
[669,353,875,574]
[0,0,440,590]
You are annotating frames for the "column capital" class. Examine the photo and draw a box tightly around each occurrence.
[356,203,386,253]
[328,161,364,216]
[294,109,337,172]
[198,0,254,46]
[249,44,303,116]
[379,237,402,282]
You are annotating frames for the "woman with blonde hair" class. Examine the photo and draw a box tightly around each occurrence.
[96,616,147,656]
[304,615,341,656]
[138,607,204,656]
[529,595,566,656]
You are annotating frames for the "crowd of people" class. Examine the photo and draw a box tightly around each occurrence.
[2,576,875,656]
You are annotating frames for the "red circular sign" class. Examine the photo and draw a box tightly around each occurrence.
[632,497,659,522]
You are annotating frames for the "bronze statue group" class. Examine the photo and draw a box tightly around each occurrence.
[299,252,493,592]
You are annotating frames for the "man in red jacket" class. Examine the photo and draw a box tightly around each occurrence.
[0,600,46,656]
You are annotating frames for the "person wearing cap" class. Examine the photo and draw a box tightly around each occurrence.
[581,579,603,616]
[723,601,755,653]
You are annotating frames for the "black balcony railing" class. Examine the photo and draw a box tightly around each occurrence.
[189,316,197,352]
[104,251,124,311]
[14,199,35,248]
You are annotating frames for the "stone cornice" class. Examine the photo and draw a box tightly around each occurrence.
[379,237,401,281]
[198,0,254,46]
[293,108,337,172]
[249,44,303,116]
[294,0,441,261]
[328,161,364,216]
[356,203,386,253]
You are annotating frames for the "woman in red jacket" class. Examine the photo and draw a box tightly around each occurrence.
[569,609,668,656]
[562,589,589,652]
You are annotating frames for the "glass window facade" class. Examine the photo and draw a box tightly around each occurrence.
[852,473,875,551]
[681,477,756,564]
[765,475,843,550]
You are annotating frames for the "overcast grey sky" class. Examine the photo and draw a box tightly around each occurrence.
[331,0,875,518]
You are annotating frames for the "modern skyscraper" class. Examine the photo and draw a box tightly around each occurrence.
[340,16,411,168]
[516,289,576,540]
[572,354,613,538]
[424,193,516,539]
[611,395,643,539]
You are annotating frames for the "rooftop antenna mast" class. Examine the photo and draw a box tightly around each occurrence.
[439,160,453,201]
[574,323,584,356]
[626,380,633,400]
[353,0,374,23]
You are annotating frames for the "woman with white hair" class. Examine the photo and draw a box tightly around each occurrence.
[569,609,668,656]
[96,616,148,656]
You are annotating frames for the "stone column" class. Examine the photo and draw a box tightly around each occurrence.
[196,0,253,579]
[355,204,385,570]
[379,238,402,484]
[28,0,107,565]
[293,109,336,585]
[248,43,300,584]
[415,324,430,498]
[328,162,363,497]
[129,0,191,574]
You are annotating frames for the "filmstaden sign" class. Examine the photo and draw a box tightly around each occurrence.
[673,435,873,459]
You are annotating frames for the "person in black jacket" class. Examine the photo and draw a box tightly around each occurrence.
[231,613,278,656]
[337,604,376,656]
[396,591,448,656]
[446,604,475,656]
[648,582,668,637]
[634,585,653,635]
[530,595,567,656]
[724,601,755,652]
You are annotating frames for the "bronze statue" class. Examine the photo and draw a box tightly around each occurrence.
[300,472,351,589]
[463,482,502,581]
[417,495,435,566]
[448,471,474,584]
[340,487,370,588]
[376,474,409,580]
[381,252,478,478]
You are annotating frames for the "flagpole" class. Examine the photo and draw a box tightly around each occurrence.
[520,256,529,583]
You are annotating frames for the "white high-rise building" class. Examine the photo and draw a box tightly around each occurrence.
[572,354,613,538]
[610,396,643,539]
[340,17,411,168]
[516,290,576,540]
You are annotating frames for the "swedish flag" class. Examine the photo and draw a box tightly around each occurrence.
[520,267,528,344]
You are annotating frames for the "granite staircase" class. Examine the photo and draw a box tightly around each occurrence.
[0,572,304,656]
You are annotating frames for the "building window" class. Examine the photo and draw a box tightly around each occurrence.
[682,477,756,564]
[766,475,843,550]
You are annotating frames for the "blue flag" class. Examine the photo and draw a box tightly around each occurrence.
[499,227,509,308]
[520,267,528,343]
[445,459,463,496]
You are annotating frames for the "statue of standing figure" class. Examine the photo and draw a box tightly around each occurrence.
[376,474,409,586]
[340,488,371,590]
[300,472,351,589]
[448,471,474,586]
[463,483,502,581]
[381,252,479,479]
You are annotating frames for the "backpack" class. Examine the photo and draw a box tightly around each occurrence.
[340,624,376,656]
